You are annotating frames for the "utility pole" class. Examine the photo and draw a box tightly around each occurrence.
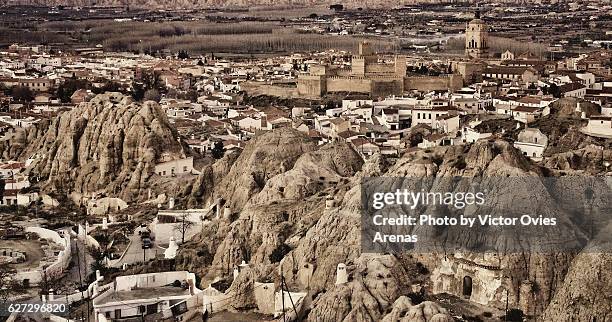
[281,270,285,322]
[282,276,297,319]
[505,289,509,322]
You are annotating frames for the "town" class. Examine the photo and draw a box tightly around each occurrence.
[0,2,610,322]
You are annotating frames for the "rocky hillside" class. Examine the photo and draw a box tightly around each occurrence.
[541,223,612,321]
[7,93,608,321]
[175,127,610,321]
[1,92,186,202]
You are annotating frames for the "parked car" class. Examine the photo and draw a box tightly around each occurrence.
[142,238,152,249]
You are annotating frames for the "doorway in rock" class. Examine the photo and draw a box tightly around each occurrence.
[462,276,473,297]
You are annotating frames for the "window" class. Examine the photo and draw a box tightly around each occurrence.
[114,309,121,318]
[139,306,145,314]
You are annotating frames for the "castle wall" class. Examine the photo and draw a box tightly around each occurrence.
[352,58,366,76]
[297,75,326,97]
[327,77,372,94]
[371,79,404,97]
[365,63,396,74]
[404,75,463,92]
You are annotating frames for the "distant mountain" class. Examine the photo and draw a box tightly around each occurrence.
[2,0,549,9]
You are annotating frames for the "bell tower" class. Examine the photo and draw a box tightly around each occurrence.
[465,9,489,59]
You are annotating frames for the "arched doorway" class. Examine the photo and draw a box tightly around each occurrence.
[462,276,473,297]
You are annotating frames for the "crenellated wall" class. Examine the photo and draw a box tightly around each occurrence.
[326,77,372,93]
[404,75,463,92]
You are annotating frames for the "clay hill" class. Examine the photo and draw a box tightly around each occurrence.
[175,129,611,321]
[0,92,186,202]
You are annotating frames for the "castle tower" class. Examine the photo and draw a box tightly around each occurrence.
[352,41,377,76]
[465,9,489,59]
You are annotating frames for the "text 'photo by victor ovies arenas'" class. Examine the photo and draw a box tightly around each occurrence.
[0,0,609,321]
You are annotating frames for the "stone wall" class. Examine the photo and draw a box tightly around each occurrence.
[14,227,72,286]
[366,63,396,75]
[327,77,372,94]
[454,62,484,84]
[371,79,404,97]
[297,75,325,97]
[404,75,463,92]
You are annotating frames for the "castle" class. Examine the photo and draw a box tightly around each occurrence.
[298,42,462,97]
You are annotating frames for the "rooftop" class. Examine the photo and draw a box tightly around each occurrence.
[96,286,191,306]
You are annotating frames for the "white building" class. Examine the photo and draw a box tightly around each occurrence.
[514,128,548,161]
[434,114,460,134]
[93,271,201,322]
[152,209,205,245]
[342,99,373,110]
[411,107,454,128]
[585,116,612,137]
[462,127,492,144]
[155,157,195,177]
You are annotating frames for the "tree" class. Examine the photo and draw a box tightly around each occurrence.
[183,89,198,102]
[269,243,291,263]
[173,213,196,244]
[0,83,10,96]
[93,81,123,94]
[177,50,189,59]
[57,78,88,103]
[11,86,33,102]
[0,263,20,303]
[0,178,5,203]
[131,82,145,101]
[211,141,225,159]
[504,309,524,322]
[143,89,161,102]
[548,83,561,98]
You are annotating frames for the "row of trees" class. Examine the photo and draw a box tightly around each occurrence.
[102,32,398,54]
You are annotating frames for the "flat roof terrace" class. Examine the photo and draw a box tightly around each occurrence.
[96,286,191,306]
[0,239,44,270]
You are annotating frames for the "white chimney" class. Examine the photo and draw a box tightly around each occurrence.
[336,263,348,285]
[168,197,175,209]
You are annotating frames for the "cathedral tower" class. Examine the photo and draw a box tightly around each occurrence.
[465,9,489,59]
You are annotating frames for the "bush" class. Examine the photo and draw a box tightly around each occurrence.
[143,89,161,102]
[406,292,424,305]
[415,262,429,275]
[269,243,292,263]
[453,157,467,170]
[504,309,524,322]
[196,248,213,266]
